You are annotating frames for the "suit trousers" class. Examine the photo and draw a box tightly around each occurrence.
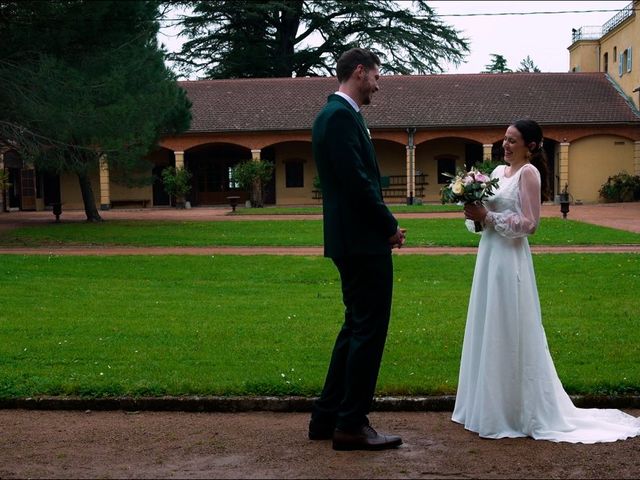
[311,253,394,431]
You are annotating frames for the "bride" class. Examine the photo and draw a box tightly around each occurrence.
[453,118,640,443]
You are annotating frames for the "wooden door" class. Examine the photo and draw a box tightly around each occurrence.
[20,168,36,211]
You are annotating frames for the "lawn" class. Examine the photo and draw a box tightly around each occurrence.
[233,204,463,215]
[1,254,638,398]
[1,218,639,247]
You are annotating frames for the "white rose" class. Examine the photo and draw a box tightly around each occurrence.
[452,180,464,195]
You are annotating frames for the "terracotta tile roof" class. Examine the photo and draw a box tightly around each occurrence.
[178,72,640,133]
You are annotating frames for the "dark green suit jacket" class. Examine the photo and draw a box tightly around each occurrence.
[312,94,398,258]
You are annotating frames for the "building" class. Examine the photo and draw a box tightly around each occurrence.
[569,0,639,109]
[2,2,640,212]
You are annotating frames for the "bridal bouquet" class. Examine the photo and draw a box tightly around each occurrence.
[440,167,500,232]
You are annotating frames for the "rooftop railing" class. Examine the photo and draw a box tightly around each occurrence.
[571,2,635,42]
[602,1,635,35]
[571,26,602,42]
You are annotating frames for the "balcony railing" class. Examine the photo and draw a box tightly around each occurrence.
[572,2,635,42]
[602,2,635,35]
[571,26,602,42]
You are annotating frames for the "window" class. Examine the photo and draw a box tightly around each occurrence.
[436,156,456,184]
[614,46,617,60]
[228,166,239,189]
[285,160,304,188]
[627,47,632,72]
[619,52,624,76]
[603,52,608,73]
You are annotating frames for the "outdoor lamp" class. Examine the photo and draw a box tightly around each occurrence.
[560,198,570,219]
[559,183,570,219]
[52,202,62,223]
[227,195,240,212]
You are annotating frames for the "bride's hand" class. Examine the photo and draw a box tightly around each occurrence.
[464,203,488,222]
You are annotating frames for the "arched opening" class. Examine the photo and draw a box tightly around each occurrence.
[185,143,252,206]
[147,147,175,207]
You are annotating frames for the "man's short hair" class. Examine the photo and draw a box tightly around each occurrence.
[336,48,381,83]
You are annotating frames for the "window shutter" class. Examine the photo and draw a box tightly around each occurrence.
[627,47,632,72]
[619,53,624,76]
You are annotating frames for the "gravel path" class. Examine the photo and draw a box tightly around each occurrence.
[2,410,639,479]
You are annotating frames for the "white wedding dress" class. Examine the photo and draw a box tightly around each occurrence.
[451,163,640,443]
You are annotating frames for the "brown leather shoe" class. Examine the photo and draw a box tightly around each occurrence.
[332,424,402,451]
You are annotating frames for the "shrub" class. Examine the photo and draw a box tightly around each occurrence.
[230,160,274,208]
[598,171,640,202]
[471,158,504,175]
[161,167,192,207]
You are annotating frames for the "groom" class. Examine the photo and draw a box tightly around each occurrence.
[309,47,405,451]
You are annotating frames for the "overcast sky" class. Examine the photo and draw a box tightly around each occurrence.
[159,1,632,77]
[429,1,630,73]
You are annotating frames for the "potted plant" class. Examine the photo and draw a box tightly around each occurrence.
[161,166,192,209]
[230,160,274,208]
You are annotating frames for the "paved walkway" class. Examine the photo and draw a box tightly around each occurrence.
[1,201,640,229]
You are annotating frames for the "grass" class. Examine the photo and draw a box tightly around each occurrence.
[1,218,639,247]
[0,254,638,398]
[233,204,463,215]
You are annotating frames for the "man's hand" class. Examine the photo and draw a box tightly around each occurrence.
[389,227,406,249]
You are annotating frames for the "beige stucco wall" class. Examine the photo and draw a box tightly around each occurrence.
[59,170,100,209]
[272,141,317,206]
[59,164,156,210]
[568,40,600,72]
[109,183,152,202]
[569,2,640,108]
[568,135,635,203]
[375,140,407,176]
[415,139,469,202]
[600,15,639,107]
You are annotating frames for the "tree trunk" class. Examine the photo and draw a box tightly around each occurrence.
[252,179,263,208]
[77,170,103,222]
[275,0,302,76]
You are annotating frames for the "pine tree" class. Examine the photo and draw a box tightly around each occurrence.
[482,54,512,73]
[0,1,191,221]
[168,0,470,78]
[518,55,541,72]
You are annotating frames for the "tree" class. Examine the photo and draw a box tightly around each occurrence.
[161,166,193,208]
[230,160,274,208]
[482,54,512,73]
[0,1,192,221]
[167,0,470,78]
[517,55,541,72]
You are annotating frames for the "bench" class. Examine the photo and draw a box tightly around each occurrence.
[382,186,425,198]
[110,199,150,209]
[312,186,425,200]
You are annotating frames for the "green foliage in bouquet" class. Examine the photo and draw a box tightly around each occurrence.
[472,159,504,175]
[440,167,500,205]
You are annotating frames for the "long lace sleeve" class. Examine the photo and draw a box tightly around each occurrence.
[485,164,541,238]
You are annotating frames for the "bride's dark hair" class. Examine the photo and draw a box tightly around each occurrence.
[512,119,551,202]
